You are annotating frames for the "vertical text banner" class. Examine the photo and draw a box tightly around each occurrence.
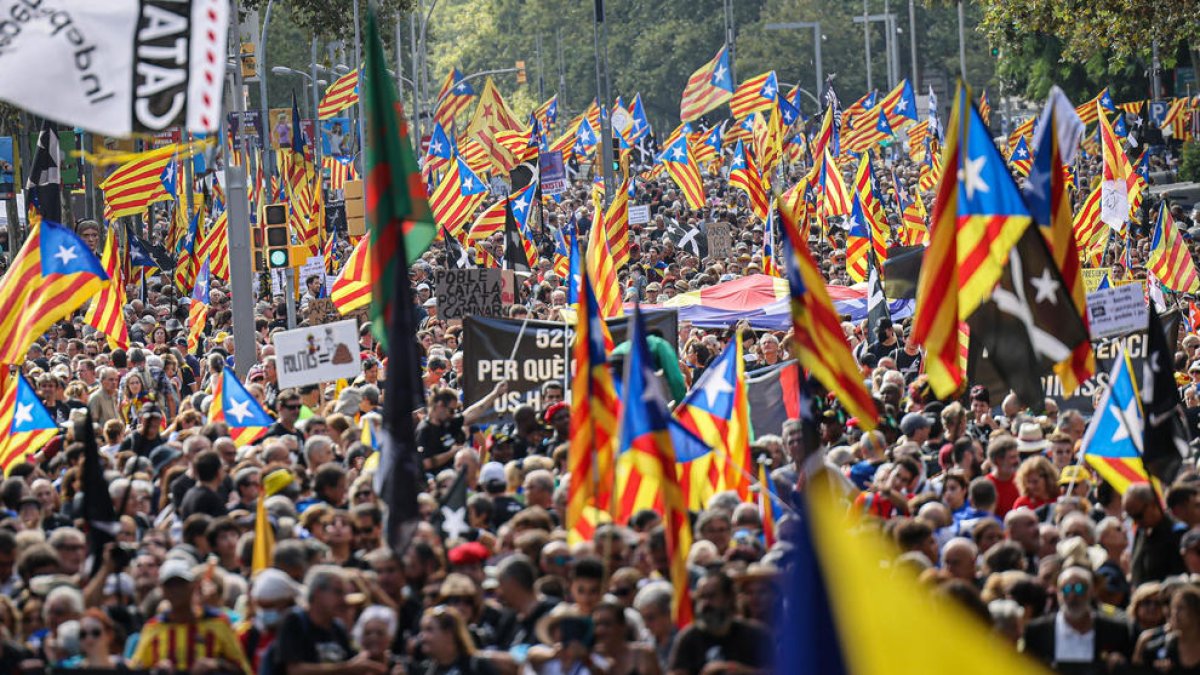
[0,0,229,137]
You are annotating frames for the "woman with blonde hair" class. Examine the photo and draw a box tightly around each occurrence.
[1013,455,1058,511]
[416,605,497,675]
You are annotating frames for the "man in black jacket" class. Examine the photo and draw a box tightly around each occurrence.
[1022,566,1133,674]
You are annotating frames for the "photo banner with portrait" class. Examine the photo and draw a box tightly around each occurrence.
[321,118,354,158]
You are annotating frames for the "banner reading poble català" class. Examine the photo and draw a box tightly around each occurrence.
[0,0,228,137]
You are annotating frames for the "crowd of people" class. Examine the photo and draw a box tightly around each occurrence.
[0,99,1198,675]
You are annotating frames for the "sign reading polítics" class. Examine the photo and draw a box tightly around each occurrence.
[272,318,362,389]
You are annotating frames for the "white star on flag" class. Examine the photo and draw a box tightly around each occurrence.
[1015,147,1027,159]
[961,154,990,200]
[713,64,727,83]
[226,397,253,424]
[698,369,735,408]
[1030,268,1060,304]
[429,140,443,155]
[53,244,78,267]
[13,402,33,427]
[671,146,685,161]
[441,506,470,540]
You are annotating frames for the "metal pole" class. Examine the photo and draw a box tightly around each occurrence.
[311,39,322,180]
[908,0,919,90]
[725,0,736,84]
[410,13,421,143]
[863,0,872,91]
[1151,39,1163,100]
[352,0,365,168]
[813,24,823,101]
[229,0,258,377]
[593,0,613,206]
[957,0,966,79]
[557,28,566,109]
[536,33,545,101]
[395,10,405,103]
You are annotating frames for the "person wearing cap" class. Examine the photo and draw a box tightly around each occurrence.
[119,402,167,458]
[130,558,251,673]
[236,567,301,673]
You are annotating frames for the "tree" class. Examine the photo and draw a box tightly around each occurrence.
[241,0,412,43]
[977,0,1200,71]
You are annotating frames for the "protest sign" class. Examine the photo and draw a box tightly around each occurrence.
[0,1,228,138]
[273,319,362,389]
[706,222,733,260]
[1082,267,1111,294]
[299,257,326,290]
[321,118,354,157]
[541,151,567,195]
[629,204,651,225]
[304,298,338,326]
[434,269,515,320]
[268,109,316,149]
[227,111,263,148]
[463,311,677,425]
[1086,283,1147,340]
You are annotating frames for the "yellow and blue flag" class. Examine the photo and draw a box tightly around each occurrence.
[1080,345,1151,495]
[0,371,59,472]
[0,220,107,365]
[208,368,275,447]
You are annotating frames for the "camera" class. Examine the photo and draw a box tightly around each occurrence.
[109,543,136,569]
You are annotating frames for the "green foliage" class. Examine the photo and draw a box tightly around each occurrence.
[241,0,413,42]
[1179,142,1200,184]
[413,0,996,135]
[977,0,1200,67]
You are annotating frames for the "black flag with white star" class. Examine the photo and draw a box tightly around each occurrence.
[25,119,61,223]
[1142,302,1190,485]
[503,198,531,272]
[968,224,1088,409]
[433,470,473,542]
[866,251,891,348]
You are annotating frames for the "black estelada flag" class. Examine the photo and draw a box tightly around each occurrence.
[503,198,531,272]
[866,251,891,348]
[968,224,1089,409]
[78,411,119,576]
[442,225,471,269]
[434,471,472,542]
[1142,303,1190,485]
[25,119,61,223]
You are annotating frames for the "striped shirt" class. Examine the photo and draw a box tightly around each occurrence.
[130,608,251,674]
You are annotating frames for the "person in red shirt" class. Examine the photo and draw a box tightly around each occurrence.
[985,435,1021,517]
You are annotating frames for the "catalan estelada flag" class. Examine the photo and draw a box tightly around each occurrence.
[978,89,991,126]
[434,68,476,128]
[815,148,851,217]
[730,70,778,120]
[1073,185,1106,265]
[843,107,893,155]
[586,198,624,318]
[101,144,180,220]
[431,156,488,237]
[1080,346,1150,495]
[331,235,371,314]
[762,207,781,277]
[729,139,769,221]
[186,259,210,354]
[317,65,362,119]
[0,220,107,365]
[844,195,872,283]
[680,45,734,122]
[605,179,632,270]
[671,332,753,508]
[616,306,693,627]
[468,181,537,245]
[83,224,130,349]
[209,368,274,447]
[1148,202,1200,293]
[196,208,230,282]
[911,82,1032,399]
[566,265,619,545]
[880,78,918,126]
[660,134,705,209]
[778,197,877,428]
[1008,135,1032,177]
[0,371,59,472]
[1075,86,1116,126]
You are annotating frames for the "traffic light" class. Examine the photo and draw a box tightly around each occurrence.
[611,134,622,175]
[240,43,257,80]
[251,223,265,272]
[264,203,291,270]
[515,61,527,85]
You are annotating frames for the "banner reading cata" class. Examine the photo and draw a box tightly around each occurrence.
[0,0,229,138]
[463,311,678,425]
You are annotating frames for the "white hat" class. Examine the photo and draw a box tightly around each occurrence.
[1016,422,1049,453]
[251,568,301,602]
[158,558,195,584]
[480,461,506,485]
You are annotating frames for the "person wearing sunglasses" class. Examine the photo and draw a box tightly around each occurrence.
[61,608,124,669]
[1021,566,1134,672]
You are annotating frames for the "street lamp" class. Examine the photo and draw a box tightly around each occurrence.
[764,22,823,99]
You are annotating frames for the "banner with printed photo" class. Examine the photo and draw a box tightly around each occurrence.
[0,0,228,138]
[268,109,315,149]
[0,137,13,199]
[321,118,354,157]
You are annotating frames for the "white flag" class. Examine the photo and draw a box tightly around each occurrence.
[0,0,228,138]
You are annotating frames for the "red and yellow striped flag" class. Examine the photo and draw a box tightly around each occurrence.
[661,134,706,210]
[196,210,230,282]
[586,202,623,319]
[101,145,179,220]
[331,236,371,315]
[729,139,769,222]
[1073,185,1106,266]
[1148,204,1200,293]
[83,225,130,349]
[317,66,361,119]
[729,71,778,120]
[431,157,488,237]
[605,179,632,270]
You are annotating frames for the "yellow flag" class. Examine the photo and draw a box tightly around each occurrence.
[252,470,294,573]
